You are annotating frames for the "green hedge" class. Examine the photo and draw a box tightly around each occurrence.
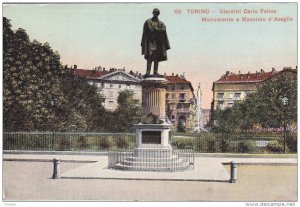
[171,132,295,153]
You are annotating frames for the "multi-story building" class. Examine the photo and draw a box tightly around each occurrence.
[165,73,196,130]
[212,67,297,110]
[71,66,196,130]
[73,66,142,111]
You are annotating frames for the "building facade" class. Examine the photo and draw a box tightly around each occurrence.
[72,66,196,130]
[73,67,142,111]
[165,74,196,130]
[212,67,297,111]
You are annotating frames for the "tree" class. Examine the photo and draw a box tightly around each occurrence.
[212,74,297,133]
[3,17,63,131]
[111,90,142,132]
[253,75,297,128]
[3,17,107,132]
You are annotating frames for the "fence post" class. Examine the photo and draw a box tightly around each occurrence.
[52,131,55,150]
[52,158,60,179]
[229,161,238,183]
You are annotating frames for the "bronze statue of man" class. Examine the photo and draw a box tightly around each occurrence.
[141,8,170,77]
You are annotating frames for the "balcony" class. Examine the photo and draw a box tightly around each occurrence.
[179,98,186,103]
[176,108,191,113]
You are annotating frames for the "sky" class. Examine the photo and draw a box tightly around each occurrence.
[3,3,297,108]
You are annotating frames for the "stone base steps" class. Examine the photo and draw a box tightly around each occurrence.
[109,148,194,172]
[125,155,179,162]
[114,161,191,172]
[121,157,185,167]
[114,154,192,171]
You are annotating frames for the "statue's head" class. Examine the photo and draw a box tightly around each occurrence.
[152,8,160,17]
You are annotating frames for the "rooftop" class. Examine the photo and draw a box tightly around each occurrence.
[165,75,191,84]
[67,66,192,86]
[214,68,297,84]
[73,68,110,79]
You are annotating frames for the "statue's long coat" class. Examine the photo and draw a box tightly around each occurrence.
[141,18,170,62]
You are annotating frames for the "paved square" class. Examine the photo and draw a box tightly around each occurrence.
[61,157,230,182]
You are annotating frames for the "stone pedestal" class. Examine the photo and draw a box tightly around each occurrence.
[134,123,173,157]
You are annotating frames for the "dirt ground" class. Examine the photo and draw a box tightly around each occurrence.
[3,161,297,201]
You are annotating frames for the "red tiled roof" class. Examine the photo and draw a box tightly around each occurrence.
[165,75,194,91]
[165,75,191,84]
[73,69,110,79]
[214,70,279,83]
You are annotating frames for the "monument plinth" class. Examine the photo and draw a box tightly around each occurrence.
[135,77,172,150]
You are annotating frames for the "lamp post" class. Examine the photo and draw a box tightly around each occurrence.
[282,97,289,154]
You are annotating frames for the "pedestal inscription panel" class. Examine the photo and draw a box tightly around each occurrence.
[142,131,161,144]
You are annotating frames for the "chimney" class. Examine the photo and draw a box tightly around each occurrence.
[239,71,241,74]
[261,69,265,73]
[271,67,276,73]
[172,73,174,76]
[225,71,230,76]
[74,65,77,69]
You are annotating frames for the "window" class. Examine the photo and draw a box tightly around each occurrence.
[217,93,224,100]
[234,93,241,100]
[108,101,114,106]
[101,83,104,88]
[180,85,185,90]
[217,101,224,110]
[166,93,170,99]
[245,91,252,97]
[119,84,122,89]
[172,93,176,99]
[171,115,175,120]
[228,102,234,108]
[126,84,130,89]
[110,84,113,88]
[109,91,113,97]
[179,93,185,102]
[171,85,175,90]
[228,93,234,99]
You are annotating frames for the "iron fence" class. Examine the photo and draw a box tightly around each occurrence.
[3,132,135,151]
[108,148,194,172]
[3,131,297,153]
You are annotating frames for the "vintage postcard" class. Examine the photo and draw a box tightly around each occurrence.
[2,2,298,206]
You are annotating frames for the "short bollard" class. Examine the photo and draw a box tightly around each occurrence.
[52,158,61,179]
[229,161,238,183]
